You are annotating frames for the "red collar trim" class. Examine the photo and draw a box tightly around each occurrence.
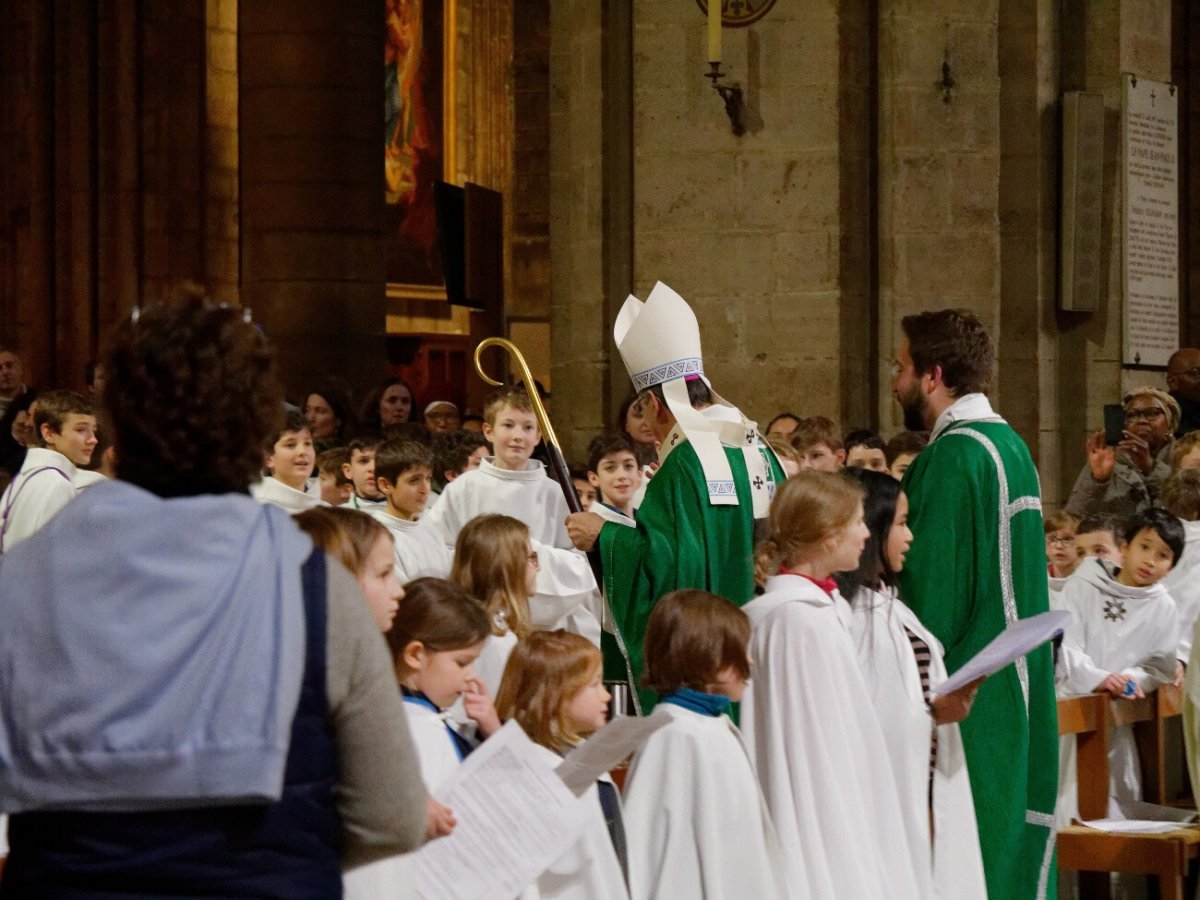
[779,569,837,596]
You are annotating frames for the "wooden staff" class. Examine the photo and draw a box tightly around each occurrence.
[474,338,584,514]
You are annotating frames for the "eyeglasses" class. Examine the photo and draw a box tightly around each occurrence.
[1124,407,1166,422]
[426,411,459,422]
[1171,366,1200,380]
[527,551,540,567]
[1046,534,1076,547]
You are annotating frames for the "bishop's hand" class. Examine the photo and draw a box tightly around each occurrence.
[565,511,604,551]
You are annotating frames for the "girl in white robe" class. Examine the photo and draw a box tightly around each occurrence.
[449,514,541,697]
[836,469,987,900]
[424,448,603,645]
[344,578,500,900]
[495,630,630,900]
[741,470,924,900]
[622,589,790,900]
[1055,510,1184,823]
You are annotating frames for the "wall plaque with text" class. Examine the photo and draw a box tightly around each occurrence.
[1122,73,1179,367]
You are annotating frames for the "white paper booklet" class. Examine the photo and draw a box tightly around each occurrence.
[413,721,591,900]
[933,609,1070,696]
[555,709,669,796]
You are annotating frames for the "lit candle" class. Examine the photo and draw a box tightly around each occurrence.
[707,1,721,64]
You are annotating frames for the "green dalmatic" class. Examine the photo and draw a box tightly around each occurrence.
[898,417,1059,900]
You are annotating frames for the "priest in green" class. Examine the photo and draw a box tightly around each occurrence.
[565,282,782,714]
[893,309,1058,900]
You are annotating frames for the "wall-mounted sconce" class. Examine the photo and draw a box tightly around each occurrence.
[698,1,776,136]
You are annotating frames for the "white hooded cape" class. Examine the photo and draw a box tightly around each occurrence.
[741,574,924,900]
[622,703,791,900]
[1054,557,1179,824]
[843,587,987,900]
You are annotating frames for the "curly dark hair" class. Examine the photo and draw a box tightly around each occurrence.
[901,308,995,397]
[101,292,283,497]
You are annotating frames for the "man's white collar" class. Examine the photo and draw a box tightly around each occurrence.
[931,393,1003,441]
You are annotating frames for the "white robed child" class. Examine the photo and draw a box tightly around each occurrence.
[494,631,630,900]
[448,514,541,697]
[0,390,98,552]
[1054,508,1184,825]
[1045,510,1082,599]
[343,578,498,899]
[836,468,987,899]
[622,589,790,900]
[1160,470,1200,667]
[424,388,601,644]
[583,432,642,528]
[741,471,926,900]
[250,411,326,513]
[370,440,452,582]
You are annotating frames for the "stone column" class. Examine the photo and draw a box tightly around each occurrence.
[239,1,385,399]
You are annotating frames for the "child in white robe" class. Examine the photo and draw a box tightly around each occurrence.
[494,630,630,900]
[584,431,642,527]
[449,514,539,696]
[1055,508,1183,824]
[250,412,326,513]
[623,589,790,900]
[0,390,97,552]
[1045,510,1081,598]
[424,388,602,644]
[1161,470,1200,665]
[836,468,987,900]
[741,470,924,900]
[344,578,499,900]
[371,439,452,582]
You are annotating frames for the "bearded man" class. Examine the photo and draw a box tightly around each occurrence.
[892,309,1058,900]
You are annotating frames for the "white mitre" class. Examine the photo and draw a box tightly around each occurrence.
[615,281,775,512]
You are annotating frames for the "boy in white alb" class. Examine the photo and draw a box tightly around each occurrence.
[249,411,326,513]
[424,388,602,644]
[428,429,489,512]
[1054,508,1184,824]
[0,390,97,552]
[370,439,451,582]
[585,432,641,528]
[340,435,387,511]
[1160,470,1200,665]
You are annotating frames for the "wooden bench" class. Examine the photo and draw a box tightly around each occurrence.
[1056,686,1200,900]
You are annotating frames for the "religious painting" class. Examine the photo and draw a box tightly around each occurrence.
[385,0,452,300]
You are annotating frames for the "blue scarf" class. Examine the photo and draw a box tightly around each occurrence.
[401,687,474,761]
[660,687,730,717]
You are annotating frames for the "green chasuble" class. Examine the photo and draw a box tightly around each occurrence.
[599,437,782,714]
[897,414,1058,900]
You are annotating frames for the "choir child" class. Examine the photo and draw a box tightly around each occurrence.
[494,630,630,900]
[1056,508,1183,822]
[340,434,387,511]
[1044,510,1081,596]
[316,447,354,507]
[425,387,602,643]
[837,468,987,898]
[622,589,791,900]
[584,432,642,526]
[371,439,452,581]
[250,409,325,513]
[1074,512,1125,566]
[0,390,98,551]
[741,470,924,899]
[450,514,538,696]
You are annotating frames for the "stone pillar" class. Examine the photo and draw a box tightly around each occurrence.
[239,1,386,400]
[205,0,239,303]
[1052,0,1173,503]
[549,0,618,457]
